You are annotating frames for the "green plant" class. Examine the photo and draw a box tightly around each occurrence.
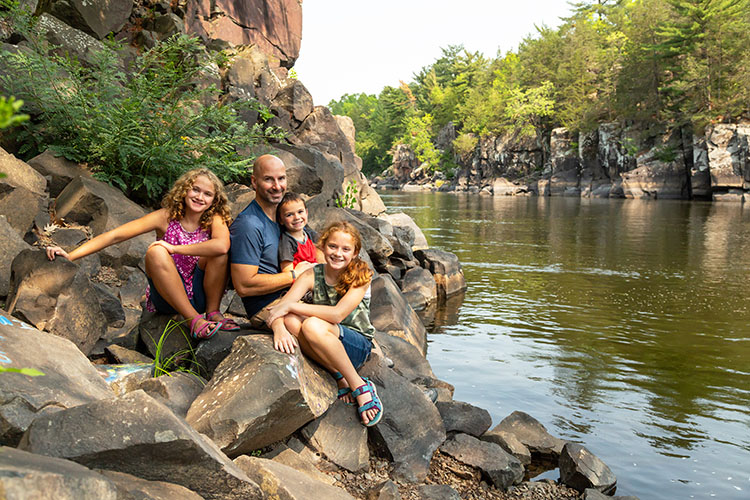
[151,319,203,379]
[0,7,283,204]
[288,68,298,80]
[335,179,359,209]
[621,137,638,156]
[654,145,678,163]
[0,96,28,129]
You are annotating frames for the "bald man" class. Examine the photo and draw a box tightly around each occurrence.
[230,155,312,328]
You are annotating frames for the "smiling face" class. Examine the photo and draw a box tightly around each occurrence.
[323,230,356,272]
[251,155,287,206]
[279,199,308,233]
[184,175,216,215]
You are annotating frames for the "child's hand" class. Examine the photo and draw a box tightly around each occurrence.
[148,240,175,254]
[294,261,314,275]
[46,246,70,261]
[266,303,290,326]
[273,328,298,354]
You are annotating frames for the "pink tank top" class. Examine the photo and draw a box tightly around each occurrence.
[145,219,210,312]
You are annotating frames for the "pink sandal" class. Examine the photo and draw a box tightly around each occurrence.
[206,311,241,332]
[190,316,221,340]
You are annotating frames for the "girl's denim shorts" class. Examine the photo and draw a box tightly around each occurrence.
[338,325,372,369]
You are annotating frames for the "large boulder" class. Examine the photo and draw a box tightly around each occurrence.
[186,334,336,456]
[491,411,567,459]
[137,372,206,418]
[97,470,205,500]
[441,433,524,491]
[224,45,280,107]
[0,147,47,237]
[480,428,531,465]
[0,216,31,297]
[380,212,429,250]
[28,149,91,197]
[0,314,114,446]
[225,183,257,220]
[234,455,356,500]
[138,311,197,362]
[436,401,492,437]
[7,250,107,355]
[46,0,133,39]
[400,267,437,311]
[186,0,302,66]
[0,446,119,499]
[37,13,109,67]
[559,442,617,494]
[705,124,750,190]
[372,330,434,382]
[301,399,369,472]
[274,78,314,123]
[370,274,427,355]
[19,390,263,499]
[360,360,445,482]
[620,160,689,199]
[414,248,467,300]
[54,175,154,267]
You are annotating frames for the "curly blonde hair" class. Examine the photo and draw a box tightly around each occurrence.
[318,221,373,296]
[161,169,232,230]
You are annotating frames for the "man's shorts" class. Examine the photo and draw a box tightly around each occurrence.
[338,325,372,369]
[148,266,206,314]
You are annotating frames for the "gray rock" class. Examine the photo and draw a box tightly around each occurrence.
[105,344,153,365]
[0,146,46,195]
[0,314,113,446]
[234,455,355,500]
[139,311,196,362]
[138,372,206,418]
[480,428,531,465]
[370,274,426,355]
[414,484,461,500]
[367,480,402,500]
[48,0,133,39]
[559,442,617,494]
[28,149,91,197]
[19,390,263,500]
[373,331,434,382]
[414,248,467,300]
[105,365,154,397]
[301,399,369,472]
[7,250,107,355]
[194,329,246,379]
[264,443,336,485]
[50,227,88,249]
[436,400,492,437]
[705,124,750,190]
[0,215,30,297]
[440,433,523,491]
[93,282,126,328]
[359,181,387,216]
[118,266,148,309]
[0,446,119,499]
[186,334,336,456]
[55,175,154,268]
[101,306,141,350]
[224,183,256,221]
[360,360,445,482]
[400,267,437,311]
[380,213,428,250]
[0,148,47,237]
[274,78,314,123]
[491,410,567,458]
[97,469,204,500]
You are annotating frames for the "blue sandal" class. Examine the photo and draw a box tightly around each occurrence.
[332,372,355,405]
[351,377,384,427]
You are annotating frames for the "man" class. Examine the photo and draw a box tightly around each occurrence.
[230,155,312,350]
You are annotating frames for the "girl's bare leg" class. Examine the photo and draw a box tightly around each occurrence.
[145,245,208,328]
[199,254,229,318]
[298,317,379,424]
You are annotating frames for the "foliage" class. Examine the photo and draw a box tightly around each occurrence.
[0,7,281,205]
[399,113,441,172]
[452,133,477,159]
[335,179,359,209]
[151,319,203,379]
[0,96,28,129]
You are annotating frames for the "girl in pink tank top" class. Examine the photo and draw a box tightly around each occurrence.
[47,168,237,340]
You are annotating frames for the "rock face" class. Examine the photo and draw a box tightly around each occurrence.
[370,274,427,355]
[19,390,263,500]
[186,334,336,456]
[0,446,119,499]
[559,442,617,494]
[440,433,524,490]
[55,175,154,267]
[0,216,31,297]
[301,399,369,472]
[0,313,114,446]
[705,124,750,195]
[491,411,567,458]
[186,0,302,66]
[400,267,437,311]
[46,0,133,39]
[97,470,205,500]
[7,250,107,355]
[414,248,467,300]
[28,149,91,197]
[436,401,492,437]
[0,147,47,237]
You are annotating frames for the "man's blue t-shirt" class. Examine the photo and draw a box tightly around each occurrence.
[229,199,282,317]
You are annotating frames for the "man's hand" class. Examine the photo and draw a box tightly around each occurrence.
[273,328,298,354]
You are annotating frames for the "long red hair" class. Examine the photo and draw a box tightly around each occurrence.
[318,221,372,296]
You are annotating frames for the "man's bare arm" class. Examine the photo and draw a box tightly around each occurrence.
[231,263,294,296]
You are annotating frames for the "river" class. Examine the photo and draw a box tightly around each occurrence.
[379,191,750,500]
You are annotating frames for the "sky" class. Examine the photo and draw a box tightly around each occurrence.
[293,1,575,106]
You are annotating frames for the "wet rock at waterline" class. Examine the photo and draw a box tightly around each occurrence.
[301,399,369,472]
[480,428,532,465]
[440,433,524,490]
[18,390,263,500]
[0,315,114,446]
[186,334,336,456]
[559,442,617,494]
[414,248,467,300]
[7,250,107,355]
[583,487,640,500]
[492,410,567,458]
[436,400,492,437]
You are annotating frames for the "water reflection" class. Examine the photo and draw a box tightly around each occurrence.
[381,191,750,499]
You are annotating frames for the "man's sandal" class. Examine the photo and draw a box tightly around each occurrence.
[352,377,384,427]
[206,311,240,332]
[190,316,221,340]
[333,372,355,405]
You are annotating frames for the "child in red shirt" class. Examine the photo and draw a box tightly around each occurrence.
[277,193,323,280]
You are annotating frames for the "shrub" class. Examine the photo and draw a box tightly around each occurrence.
[0,8,282,205]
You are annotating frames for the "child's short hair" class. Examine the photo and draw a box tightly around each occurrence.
[276,192,307,225]
[161,168,232,230]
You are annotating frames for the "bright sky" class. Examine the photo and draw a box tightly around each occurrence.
[294,1,575,106]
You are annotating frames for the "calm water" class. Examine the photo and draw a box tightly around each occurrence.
[379,191,750,500]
